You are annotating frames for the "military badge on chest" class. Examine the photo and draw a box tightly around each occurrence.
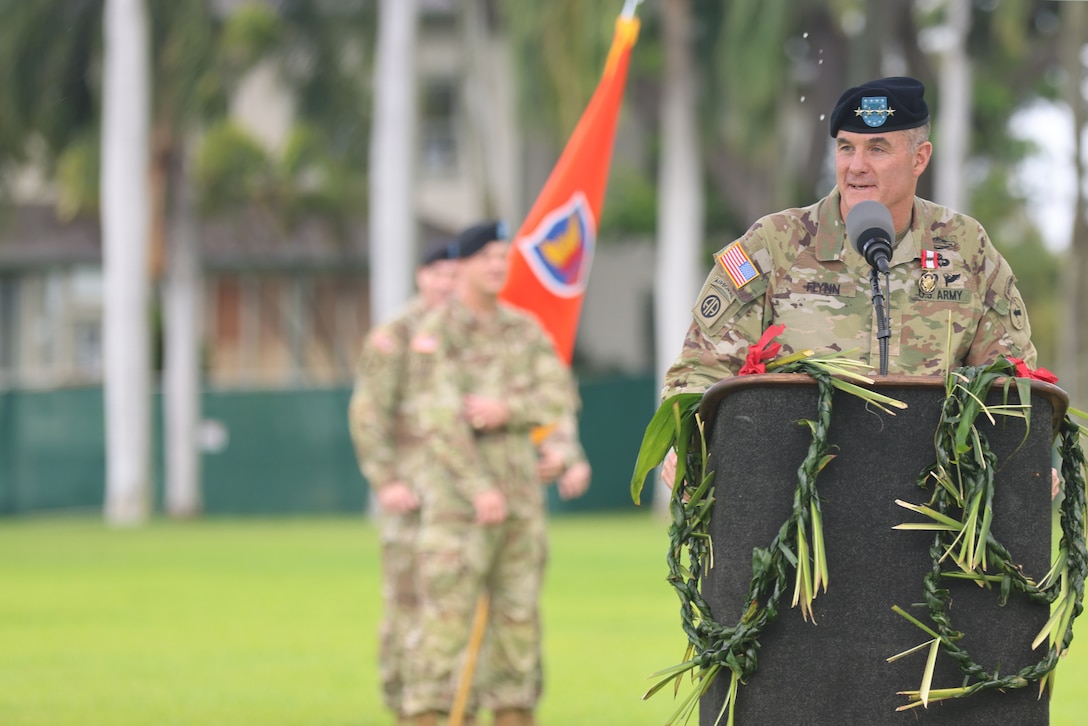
[919,271,939,295]
[913,249,972,303]
[918,250,941,295]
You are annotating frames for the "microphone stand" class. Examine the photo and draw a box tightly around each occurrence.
[868,268,891,375]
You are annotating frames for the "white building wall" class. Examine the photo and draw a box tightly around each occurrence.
[576,238,656,374]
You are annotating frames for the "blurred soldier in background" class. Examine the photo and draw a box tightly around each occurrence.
[348,241,458,725]
[400,221,578,726]
[535,413,592,502]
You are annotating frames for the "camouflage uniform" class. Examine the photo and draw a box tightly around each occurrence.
[663,189,1037,398]
[347,296,430,717]
[400,299,574,717]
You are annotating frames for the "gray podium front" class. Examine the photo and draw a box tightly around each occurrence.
[696,374,1066,725]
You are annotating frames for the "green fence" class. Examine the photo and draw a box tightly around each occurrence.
[0,375,658,516]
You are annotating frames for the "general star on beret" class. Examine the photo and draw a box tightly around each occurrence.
[829,76,930,137]
[448,220,509,259]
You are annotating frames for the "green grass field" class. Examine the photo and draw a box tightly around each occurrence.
[1,513,1086,725]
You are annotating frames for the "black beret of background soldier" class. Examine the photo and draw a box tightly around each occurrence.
[448,220,509,260]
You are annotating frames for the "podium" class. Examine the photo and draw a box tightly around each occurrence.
[696,374,1066,725]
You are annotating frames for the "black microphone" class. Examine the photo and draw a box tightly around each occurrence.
[846,200,894,274]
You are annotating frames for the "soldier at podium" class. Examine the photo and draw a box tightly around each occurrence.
[653,78,1064,726]
[662,76,1038,404]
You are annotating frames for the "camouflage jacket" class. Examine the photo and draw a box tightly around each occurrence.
[403,299,575,520]
[348,297,429,489]
[663,190,1038,399]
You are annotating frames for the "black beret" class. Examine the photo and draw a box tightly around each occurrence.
[421,240,452,267]
[448,220,509,260]
[829,76,930,137]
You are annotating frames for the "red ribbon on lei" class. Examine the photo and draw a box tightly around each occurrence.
[739,324,787,376]
[1007,357,1059,384]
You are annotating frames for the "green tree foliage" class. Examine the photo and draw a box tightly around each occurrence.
[191,1,374,240]
[196,121,272,215]
[232,0,375,169]
[599,166,658,234]
[0,0,373,227]
[149,1,232,128]
[196,119,364,242]
[55,131,100,219]
[497,0,617,143]
[0,1,102,176]
[955,2,1064,364]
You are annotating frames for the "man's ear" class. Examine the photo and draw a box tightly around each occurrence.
[914,141,933,177]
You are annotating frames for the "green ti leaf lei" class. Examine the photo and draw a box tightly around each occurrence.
[890,358,1088,710]
[631,355,1088,725]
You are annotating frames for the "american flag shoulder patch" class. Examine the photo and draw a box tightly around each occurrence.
[716,242,761,289]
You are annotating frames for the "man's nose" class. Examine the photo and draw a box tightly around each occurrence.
[849,149,870,172]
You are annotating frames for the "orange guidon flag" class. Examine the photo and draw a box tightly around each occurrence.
[498,13,640,365]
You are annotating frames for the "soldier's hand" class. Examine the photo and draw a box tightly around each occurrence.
[473,488,507,525]
[535,445,565,481]
[376,481,420,514]
[661,449,677,490]
[463,394,511,432]
[557,460,591,500]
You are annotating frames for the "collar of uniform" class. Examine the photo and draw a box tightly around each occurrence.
[405,296,429,317]
[815,191,925,267]
[889,204,923,267]
[813,189,848,262]
[448,298,477,327]
[450,296,507,331]
[892,227,918,266]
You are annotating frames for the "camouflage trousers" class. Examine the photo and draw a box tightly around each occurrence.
[379,510,421,716]
[401,514,548,717]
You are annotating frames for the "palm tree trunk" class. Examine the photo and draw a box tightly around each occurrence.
[933,0,971,212]
[656,0,703,372]
[368,0,419,325]
[164,140,203,518]
[101,0,152,525]
[655,0,703,512]
[1058,1,1088,403]
[462,0,520,222]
